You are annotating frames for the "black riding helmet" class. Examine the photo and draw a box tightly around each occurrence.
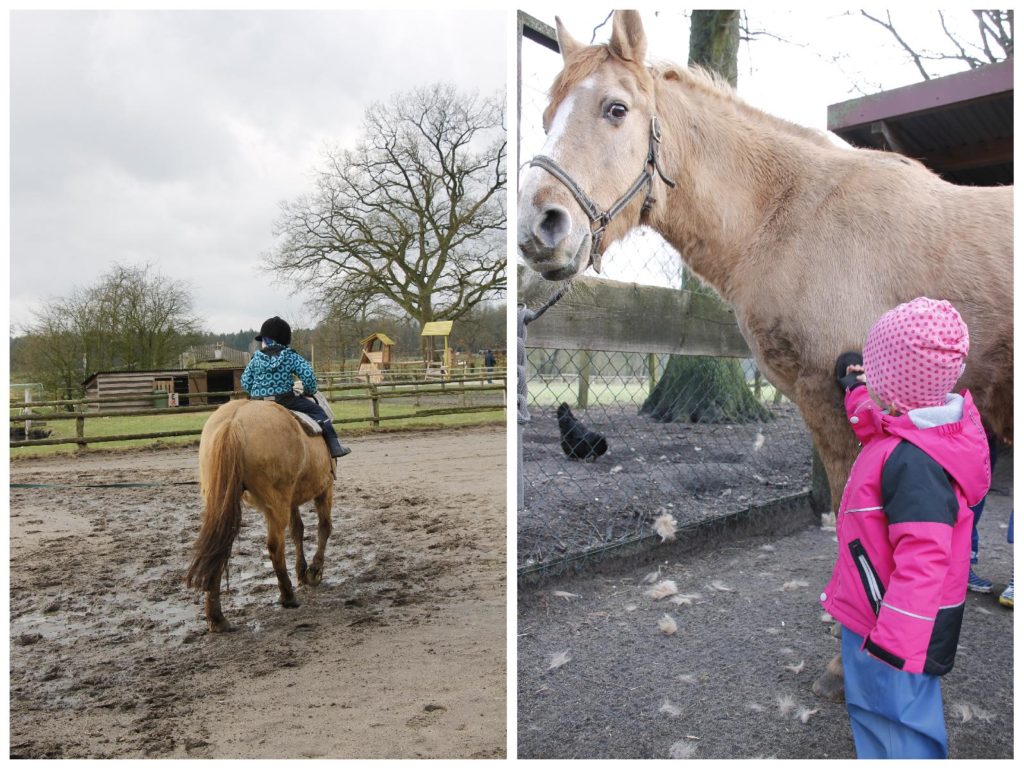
[255,316,291,346]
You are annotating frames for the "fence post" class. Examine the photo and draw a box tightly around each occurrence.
[647,353,658,395]
[75,415,86,451]
[459,377,468,408]
[369,385,380,429]
[577,349,591,409]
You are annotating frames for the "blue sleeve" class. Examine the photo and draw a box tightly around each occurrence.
[290,350,318,394]
[241,359,254,393]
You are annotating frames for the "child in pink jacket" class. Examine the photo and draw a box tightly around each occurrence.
[822,297,990,759]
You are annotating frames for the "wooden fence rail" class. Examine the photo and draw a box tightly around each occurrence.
[10,375,507,450]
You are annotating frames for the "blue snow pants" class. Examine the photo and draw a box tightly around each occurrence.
[841,627,947,759]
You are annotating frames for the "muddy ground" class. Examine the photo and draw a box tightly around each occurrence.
[518,449,1014,759]
[10,426,506,759]
[520,402,811,568]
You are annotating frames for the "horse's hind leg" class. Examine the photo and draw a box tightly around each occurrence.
[266,514,299,608]
[204,576,234,633]
[305,489,333,587]
[290,506,309,585]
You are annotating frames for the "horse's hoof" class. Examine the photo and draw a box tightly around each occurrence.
[306,566,322,587]
[207,618,235,633]
[812,669,845,702]
[280,596,300,609]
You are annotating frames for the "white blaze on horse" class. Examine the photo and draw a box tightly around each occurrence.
[518,11,1012,698]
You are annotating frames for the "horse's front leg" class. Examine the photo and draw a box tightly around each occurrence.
[792,375,860,703]
[204,573,234,633]
[267,517,299,608]
[290,505,309,585]
[305,490,333,587]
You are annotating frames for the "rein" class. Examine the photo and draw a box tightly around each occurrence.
[528,115,676,273]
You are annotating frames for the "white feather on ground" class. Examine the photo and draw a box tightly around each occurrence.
[669,593,701,606]
[653,513,678,542]
[759,544,775,552]
[646,580,679,600]
[610,464,624,474]
[796,707,820,724]
[951,702,996,722]
[548,650,572,670]
[552,590,580,600]
[658,614,678,635]
[668,740,698,759]
[776,695,797,718]
[709,580,735,592]
[753,433,765,451]
[747,703,764,712]
[782,580,809,591]
[820,611,834,623]
[784,660,806,674]
[643,570,661,584]
[659,700,682,717]
[624,603,639,612]
[677,673,697,684]
[779,647,795,655]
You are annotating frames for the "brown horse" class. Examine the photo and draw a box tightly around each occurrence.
[518,11,1012,698]
[185,399,335,632]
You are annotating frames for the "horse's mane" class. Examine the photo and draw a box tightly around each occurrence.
[654,61,836,149]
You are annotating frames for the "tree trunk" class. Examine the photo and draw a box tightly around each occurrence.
[641,10,765,425]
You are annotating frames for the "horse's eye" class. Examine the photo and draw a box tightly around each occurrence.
[606,102,628,122]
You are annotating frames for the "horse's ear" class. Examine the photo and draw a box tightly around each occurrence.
[555,16,584,62]
[609,10,647,64]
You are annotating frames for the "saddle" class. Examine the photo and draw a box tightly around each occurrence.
[285,392,335,437]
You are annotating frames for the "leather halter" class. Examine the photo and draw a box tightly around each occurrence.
[528,115,677,273]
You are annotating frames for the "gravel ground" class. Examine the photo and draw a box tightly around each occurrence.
[517,449,1014,759]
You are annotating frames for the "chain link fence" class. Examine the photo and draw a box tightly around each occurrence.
[518,344,814,574]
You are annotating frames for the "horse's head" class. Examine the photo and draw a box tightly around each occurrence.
[518,11,670,281]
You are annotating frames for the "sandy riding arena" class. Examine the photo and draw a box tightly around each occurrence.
[10,426,506,759]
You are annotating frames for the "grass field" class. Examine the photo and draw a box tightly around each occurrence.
[10,395,504,458]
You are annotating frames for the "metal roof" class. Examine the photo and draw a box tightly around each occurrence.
[827,58,1012,187]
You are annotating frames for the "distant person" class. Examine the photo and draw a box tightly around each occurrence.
[822,298,990,759]
[484,349,496,383]
[241,316,350,459]
[999,511,1013,608]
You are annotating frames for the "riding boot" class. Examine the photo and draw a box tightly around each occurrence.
[318,419,351,458]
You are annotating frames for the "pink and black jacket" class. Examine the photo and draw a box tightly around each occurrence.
[820,385,990,675]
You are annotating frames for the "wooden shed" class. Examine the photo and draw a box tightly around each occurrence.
[82,365,247,411]
[358,332,395,383]
[421,321,454,380]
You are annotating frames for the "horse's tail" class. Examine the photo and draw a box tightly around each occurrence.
[185,417,244,591]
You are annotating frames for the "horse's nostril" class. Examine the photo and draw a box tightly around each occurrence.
[535,206,571,248]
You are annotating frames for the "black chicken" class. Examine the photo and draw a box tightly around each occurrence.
[557,403,608,461]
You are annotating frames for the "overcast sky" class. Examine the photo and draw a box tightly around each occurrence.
[518,8,1001,287]
[9,9,506,334]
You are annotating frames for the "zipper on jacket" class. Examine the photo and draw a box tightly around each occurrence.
[849,539,884,615]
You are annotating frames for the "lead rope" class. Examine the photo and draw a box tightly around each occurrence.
[517,283,571,510]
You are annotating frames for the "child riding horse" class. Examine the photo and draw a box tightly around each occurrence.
[241,316,350,459]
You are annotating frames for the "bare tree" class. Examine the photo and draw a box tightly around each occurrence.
[268,83,506,350]
[860,10,1012,80]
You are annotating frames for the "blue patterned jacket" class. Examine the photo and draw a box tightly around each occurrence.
[241,345,318,399]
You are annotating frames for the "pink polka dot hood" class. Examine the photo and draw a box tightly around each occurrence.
[862,297,969,414]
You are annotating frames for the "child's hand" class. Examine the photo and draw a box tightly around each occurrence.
[835,352,865,394]
[293,380,305,396]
